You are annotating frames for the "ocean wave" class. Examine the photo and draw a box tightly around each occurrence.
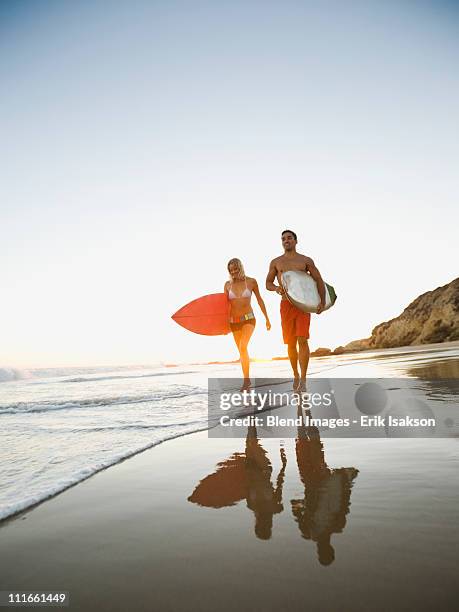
[0,424,210,523]
[0,368,31,383]
[60,370,195,384]
[31,419,208,434]
[0,387,207,415]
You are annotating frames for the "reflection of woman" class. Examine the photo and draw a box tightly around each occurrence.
[187,425,286,541]
[224,258,271,390]
[245,425,286,540]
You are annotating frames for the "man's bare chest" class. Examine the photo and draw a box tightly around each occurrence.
[276,257,308,275]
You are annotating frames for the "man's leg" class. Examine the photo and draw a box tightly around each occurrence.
[297,336,310,386]
[281,301,299,388]
[288,339,299,385]
[296,309,311,390]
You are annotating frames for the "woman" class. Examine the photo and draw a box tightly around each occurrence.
[224,258,271,390]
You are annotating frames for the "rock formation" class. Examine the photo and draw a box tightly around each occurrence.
[337,278,459,353]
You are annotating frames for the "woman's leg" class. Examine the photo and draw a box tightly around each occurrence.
[238,323,255,381]
[231,328,244,375]
[231,329,242,351]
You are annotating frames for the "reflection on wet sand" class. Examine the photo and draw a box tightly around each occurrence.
[188,408,359,560]
[404,358,459,380]
[401,358,459,398]
[245,425,286,539]
[291,407,358,565]
[188,424,286,539]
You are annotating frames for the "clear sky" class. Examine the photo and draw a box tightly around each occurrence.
[1,0,458,367]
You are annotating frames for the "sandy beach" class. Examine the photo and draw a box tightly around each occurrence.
[3,1,458,608]
[1,345,458,611]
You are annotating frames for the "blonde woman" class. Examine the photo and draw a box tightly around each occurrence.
[224,258,271,390]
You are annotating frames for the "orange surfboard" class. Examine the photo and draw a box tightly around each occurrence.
[171,293,230,336]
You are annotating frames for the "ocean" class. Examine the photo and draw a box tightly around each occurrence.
[1,343,458,522]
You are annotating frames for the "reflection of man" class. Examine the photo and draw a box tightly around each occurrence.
[188,425,286,540]
[291,409,359,565]
[266,230,326,390]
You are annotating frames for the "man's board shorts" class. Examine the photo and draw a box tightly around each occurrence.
[280,300,310,344]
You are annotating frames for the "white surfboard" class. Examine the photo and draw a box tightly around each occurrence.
[281,271,337,313]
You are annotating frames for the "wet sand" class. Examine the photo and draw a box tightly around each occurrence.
[1,344,458,611]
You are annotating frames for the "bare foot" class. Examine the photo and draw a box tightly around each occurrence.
[293,376,300,391]
[297,378,307,393]
[240,378,252,392]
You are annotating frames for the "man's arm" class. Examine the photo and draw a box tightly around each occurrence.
[266,259,284,295]
[306,258,326,314]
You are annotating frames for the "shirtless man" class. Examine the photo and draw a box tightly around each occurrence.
[266,230,326,390]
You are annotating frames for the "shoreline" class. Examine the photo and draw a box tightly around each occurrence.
[1,427,457,611]
[0,425,211,526]
[1,343,457,611]
[1,341,457,525]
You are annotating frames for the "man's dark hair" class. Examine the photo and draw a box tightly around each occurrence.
[282,229,297,241]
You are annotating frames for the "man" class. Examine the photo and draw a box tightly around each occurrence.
[266,230,326,390]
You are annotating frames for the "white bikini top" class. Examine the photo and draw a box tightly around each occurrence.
[228,279,252,300]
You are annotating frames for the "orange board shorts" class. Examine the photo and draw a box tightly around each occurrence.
[280,300,311,344]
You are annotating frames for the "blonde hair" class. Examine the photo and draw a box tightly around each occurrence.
[227,258,246,280]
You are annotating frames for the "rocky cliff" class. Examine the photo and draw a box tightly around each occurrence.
[338,278,459,352]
